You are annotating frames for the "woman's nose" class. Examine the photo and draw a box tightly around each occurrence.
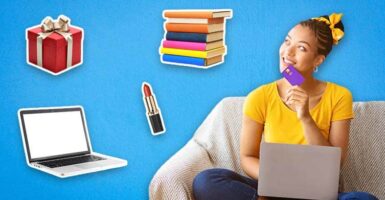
[285,45,295,56]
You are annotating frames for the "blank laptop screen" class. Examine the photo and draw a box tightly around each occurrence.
[22,110,89,160]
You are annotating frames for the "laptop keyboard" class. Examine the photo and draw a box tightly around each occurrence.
[39,155,105,168]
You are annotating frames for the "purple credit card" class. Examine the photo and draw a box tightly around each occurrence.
[281,65,305,86]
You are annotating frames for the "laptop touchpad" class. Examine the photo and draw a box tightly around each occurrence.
[75,161,105,169]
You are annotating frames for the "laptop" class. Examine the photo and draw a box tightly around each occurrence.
[258,142,341,200]
[18,106,127,178]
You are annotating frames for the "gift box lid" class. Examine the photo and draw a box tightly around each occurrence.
[27,26,82,46]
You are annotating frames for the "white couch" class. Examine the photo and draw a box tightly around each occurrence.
[149,97,385,199]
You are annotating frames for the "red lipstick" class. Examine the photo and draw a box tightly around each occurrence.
[142,82,165,135]
[143,84,152,97]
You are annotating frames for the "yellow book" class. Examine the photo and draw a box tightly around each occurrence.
[160,46,226,58]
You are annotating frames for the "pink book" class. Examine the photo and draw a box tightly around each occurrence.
[162,40,206,51]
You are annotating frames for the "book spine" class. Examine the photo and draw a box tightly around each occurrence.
[166,23,209,33]
[160,47,207,58]
[162,40,206,51]
[166,32,207,43]
[164,12,213,19]
[162,54,205,66]
[166,18,224,24]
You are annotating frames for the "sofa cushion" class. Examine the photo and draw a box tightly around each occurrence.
[341,101,385,198]
[193,97,245,175]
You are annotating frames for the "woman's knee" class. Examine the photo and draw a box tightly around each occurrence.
[193,168,232,189]
[193,168,235,198]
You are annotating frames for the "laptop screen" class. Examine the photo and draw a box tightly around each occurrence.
[20,108,90,162]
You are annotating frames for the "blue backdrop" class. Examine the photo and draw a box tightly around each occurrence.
[1,0,384,199]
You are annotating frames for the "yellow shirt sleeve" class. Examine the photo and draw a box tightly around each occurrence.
[243,86,266,124]
[332,88,354,121]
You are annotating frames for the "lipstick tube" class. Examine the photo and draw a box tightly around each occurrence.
[142,82,165,135]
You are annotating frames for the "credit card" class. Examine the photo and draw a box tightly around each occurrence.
[281,65,305,86]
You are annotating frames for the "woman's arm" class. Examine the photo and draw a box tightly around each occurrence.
[240,114,264,180]
[328,119,351,166]
[302,118,351,165]
[300,117,332,146]
[286,86,332,145]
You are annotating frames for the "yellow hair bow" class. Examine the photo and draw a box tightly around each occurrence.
[312,13,344,45]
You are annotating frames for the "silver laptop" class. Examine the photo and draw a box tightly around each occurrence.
[258,142,341,200]
[18,106,127,178]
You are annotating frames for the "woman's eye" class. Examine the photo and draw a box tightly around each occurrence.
[284,39,290,45]
[299,46,307,51]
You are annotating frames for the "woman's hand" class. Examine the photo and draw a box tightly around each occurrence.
[285,86,311,121]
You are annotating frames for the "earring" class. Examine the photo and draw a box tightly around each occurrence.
[314,67,318,72]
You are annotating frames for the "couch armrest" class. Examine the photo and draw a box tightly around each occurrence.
[149,140,213,200]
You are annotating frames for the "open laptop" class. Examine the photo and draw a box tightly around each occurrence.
[258,142,341,200]
[18,106,127,178]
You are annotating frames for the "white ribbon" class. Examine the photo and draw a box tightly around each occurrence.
[36,15,73,68]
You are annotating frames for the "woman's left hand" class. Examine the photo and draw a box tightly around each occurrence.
[285,86,311,121]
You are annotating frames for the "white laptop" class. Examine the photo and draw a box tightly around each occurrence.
[18,106,127,178]
[258,142,341,200]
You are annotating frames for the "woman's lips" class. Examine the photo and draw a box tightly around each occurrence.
[282,57,296,65]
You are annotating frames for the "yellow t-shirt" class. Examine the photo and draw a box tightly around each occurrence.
[243,81,354,144]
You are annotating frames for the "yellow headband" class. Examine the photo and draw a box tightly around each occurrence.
[312,13,344,45]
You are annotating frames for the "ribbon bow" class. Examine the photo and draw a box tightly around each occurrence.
[36,15,73,68]
[312,13,344,45]
[39,15,72,39]
[41,15,70,33]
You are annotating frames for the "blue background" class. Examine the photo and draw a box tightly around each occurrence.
[1,0,384,199]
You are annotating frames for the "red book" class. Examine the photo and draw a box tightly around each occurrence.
[165,23,224,33]
[27,26,83,74]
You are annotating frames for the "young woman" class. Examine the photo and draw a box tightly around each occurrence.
[193,13,378,200]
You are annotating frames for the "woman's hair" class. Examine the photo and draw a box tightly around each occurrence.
[299,15,344,57]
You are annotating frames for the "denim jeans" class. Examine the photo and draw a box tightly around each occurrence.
[193,168,379,200]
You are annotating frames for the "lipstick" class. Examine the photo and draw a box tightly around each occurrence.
[142,82,165,135]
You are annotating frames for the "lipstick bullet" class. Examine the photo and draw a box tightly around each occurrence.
[142,82,165,135]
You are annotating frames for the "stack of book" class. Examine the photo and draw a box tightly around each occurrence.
[159,10,232,68]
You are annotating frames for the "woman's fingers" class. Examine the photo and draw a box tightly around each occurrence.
[286,96,307,106]
[286,99,298,106]
[285,93,307,103]
[286,86,308,103]
[287,87,307,97]
[287,92,307,100]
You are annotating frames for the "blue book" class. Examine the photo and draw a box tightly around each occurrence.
[162,54,223,67]
[165,31,223,43]
[162,54,205,66]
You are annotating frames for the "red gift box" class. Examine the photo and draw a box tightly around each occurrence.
[26,16,83,75]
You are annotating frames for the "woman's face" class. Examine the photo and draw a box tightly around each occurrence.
[279,24,324,75]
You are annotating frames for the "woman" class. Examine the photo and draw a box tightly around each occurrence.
[193,13,378,200]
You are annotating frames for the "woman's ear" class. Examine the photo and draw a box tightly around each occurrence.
[314,54,325,67]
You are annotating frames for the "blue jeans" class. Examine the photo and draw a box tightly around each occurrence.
[193,168,378,200]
